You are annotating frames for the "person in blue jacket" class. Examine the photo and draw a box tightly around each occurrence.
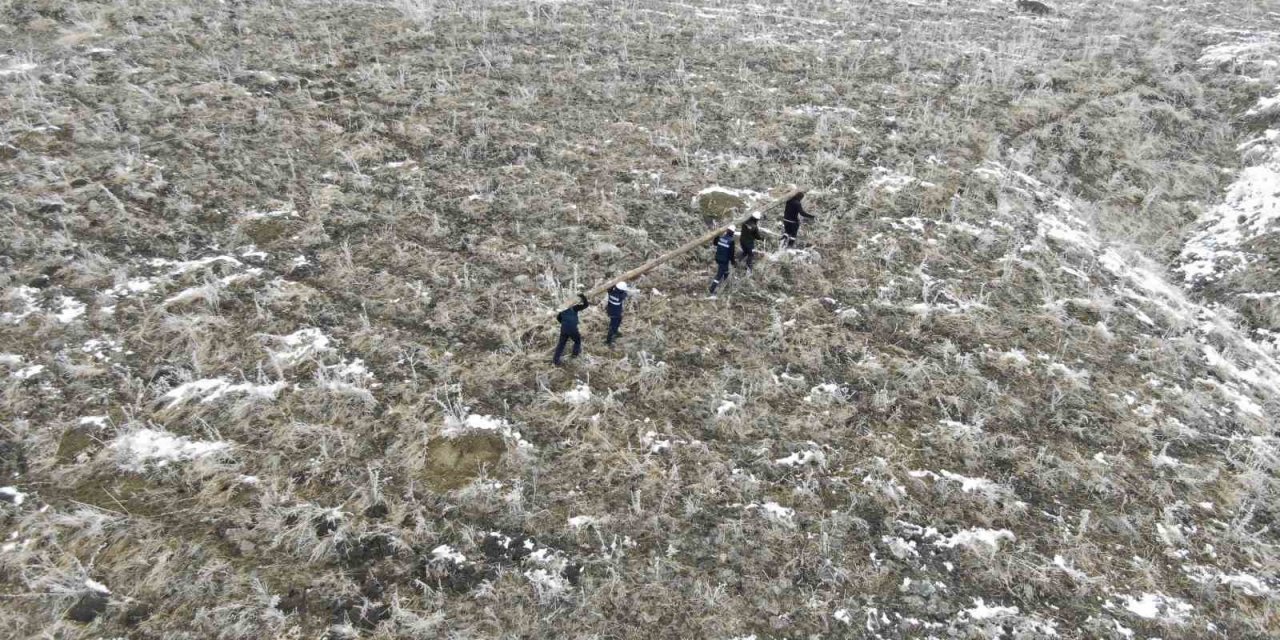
[553,293,590,366]
[709,226,736,295]
[604,281,631,346]
[781,192,814,247]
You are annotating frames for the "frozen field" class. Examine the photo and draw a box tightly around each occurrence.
[2,0,1280,637]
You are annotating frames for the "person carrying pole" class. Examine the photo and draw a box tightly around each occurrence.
[709,226,737,295]
[739,212,762,273]
[781,192,814,247]
[604,281,632,346]
[553,293,590,366]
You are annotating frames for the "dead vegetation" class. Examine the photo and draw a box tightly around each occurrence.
[1,0,1279,637]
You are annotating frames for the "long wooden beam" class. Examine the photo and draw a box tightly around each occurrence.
[570,188,801,304]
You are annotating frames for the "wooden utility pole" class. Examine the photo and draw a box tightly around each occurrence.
[568,188,801,304]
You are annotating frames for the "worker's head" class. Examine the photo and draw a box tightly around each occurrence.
[791,191,805,202]
[727,225,737,234]
[751,211,762,220]
[616,281,629,292]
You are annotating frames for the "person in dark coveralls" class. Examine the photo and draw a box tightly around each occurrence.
[709,226,737,295]
[553,293,590,365]
[739,212,763,273]
[604,281,632,346]
[781,192,814,247]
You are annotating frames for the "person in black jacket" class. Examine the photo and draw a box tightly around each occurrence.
[604,281,631,346]
[781,192,814,247]
[553,293,589,365]
[739,212,762,273]
[709,226,736,295]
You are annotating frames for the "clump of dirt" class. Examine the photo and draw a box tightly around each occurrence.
[696,191,746,220]
[331,599,391,630]
[422,433,505,491]
[67,475,166,517]
[336,533,398,568]
[241,217,293,245]
[57,427,100,464]
[66,591,108,623]
[0,440,27,476]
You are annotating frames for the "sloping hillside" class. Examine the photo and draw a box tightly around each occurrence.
[2,0,1278,637]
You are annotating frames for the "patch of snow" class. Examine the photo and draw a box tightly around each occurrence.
[1046,361,1091,385]
[11,365,44,380]
[775,449,826,467]
[524,567,571,599]
[938,470,999,494]
[1199,38,1280,68]
[785,104,859,118]
[760,501,795,523]
[715,399,737,417]
[1116,592,1193,624]
[882,536,919,559]
[1151,446,1182,469]
[1053,554,1088,580]
[1,286,40,324]
[1178,157,1280,284]
[563,381,592,405]
[0,61,37,77]
[1184,565,1272,596]
[1219,573,1272,596]
[805,383,845,403]
[323,358,374,383]
[1202,344,1280,405]
[430,544,467,565]
[81,338,123,361]
[997,349,1031,368]
[78,416,109,428]
[1248,89,1280,117]
[0,487,27,506]
[107,278,157,297]
[161,378,286,408]
[239,206,294,221]
[239,245,269,260]
[267,328,333,366]
[109,428,231,471]
[866,167,919,194]
[0,354,22,367]
[163,269,262,305]
[54,297,86,323]
[157,255,244,276]
[938,419,984,437]
[934,527,1015,551]
[960,598,1018,620]
[84,578,110,594]
[748,501,796,526]
[567,515,600,529]
[1040,211,1100,252]
[442,413,532,449]
[641,431,672,453]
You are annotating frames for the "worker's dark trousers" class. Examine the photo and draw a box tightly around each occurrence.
[742,245,755,270]
[710,261,731,293]
[606,315,622,344]
[782,221,799,247]
[553,329,582,365]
